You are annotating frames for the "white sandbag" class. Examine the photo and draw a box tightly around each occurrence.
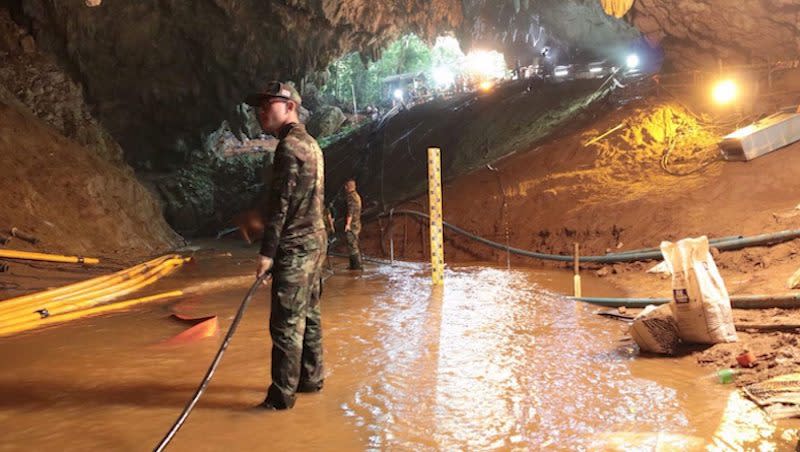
[660,236,738,344]
[630,303,680,355]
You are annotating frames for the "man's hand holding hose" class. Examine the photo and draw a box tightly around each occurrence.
[256,255,274,285]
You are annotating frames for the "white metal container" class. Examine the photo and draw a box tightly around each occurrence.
[719,112,800,161]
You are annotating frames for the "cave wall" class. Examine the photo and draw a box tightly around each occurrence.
[7,0,798,170]
[19,0,463,168]
[14,0,648,170]
[460,0,640,67]
[630,0,800,70]
[0,9,181,254]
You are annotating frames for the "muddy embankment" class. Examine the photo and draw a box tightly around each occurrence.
[348,72,800,385]
[0,10,181,300]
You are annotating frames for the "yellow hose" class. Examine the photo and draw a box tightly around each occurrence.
[0,258,186,325]
[0,249,100,265]
[0,290,185,337]
[47,260,185,316]
[44,256,178,303]
[0,257,177,318]
[0,255,175,311]
[40,257,185,307]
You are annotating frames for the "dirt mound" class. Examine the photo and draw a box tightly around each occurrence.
[0,9,180,259]
[360,96,800,267]
[696,329,800,388]
[0,101,181,257]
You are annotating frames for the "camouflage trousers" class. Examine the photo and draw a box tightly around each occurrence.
[266,233,326,409]
[346,229,361,258]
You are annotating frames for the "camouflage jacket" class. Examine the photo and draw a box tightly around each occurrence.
[260,123,326,258]
[345,190,362,234]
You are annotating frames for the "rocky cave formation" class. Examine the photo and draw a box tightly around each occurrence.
[1,0,798,241]
[7,0,648,166]
[0,10,180,255]
[630,0,800,71]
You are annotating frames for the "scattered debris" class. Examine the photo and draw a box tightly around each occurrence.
[786,265,800,289]
[582,121,626,147]
[744,373,800,419]
[772,204,800,223]
[10,227,37,244]
[595,266,611,277]
[737,351,758,368]
[596,309,634,321]
[735,323,800,333]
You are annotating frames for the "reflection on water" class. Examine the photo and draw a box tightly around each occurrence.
[0,253,797,451]
[708,391,798,452]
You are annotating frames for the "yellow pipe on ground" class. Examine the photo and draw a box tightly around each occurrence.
[0,290,185,337]
[0,255,175,311]
[50,260,185,316]
[0,262,178,327]
[0,258,186,325]
[44,255,179,303]
[0,256,177,318]
[0,249,100,265]
[43,257,186,306]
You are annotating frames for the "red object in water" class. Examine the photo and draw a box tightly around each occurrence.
[736,351,757,368]
[160,314,219,345]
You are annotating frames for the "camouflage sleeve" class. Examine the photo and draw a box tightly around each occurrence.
[346,194,356,218]
[260,142,298,258]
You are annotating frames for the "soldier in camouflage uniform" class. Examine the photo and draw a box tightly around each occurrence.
[344,178,363,270]
[248,81,327,410]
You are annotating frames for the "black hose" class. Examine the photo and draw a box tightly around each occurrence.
[153,272,270,452]
[381,210,800,264]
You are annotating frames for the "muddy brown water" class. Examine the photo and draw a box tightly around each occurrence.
[0,247,798,451]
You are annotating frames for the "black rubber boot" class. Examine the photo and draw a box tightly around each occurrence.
[296,381,324,393]
[258,398,292,411]
[348,254,362,270]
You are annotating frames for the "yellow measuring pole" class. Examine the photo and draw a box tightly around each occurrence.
[427,147,445,285]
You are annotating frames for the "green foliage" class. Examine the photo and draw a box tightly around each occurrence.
[321,34,436,109]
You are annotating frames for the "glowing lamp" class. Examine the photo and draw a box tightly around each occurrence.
[712,80,737,105]
[626,54,640,69]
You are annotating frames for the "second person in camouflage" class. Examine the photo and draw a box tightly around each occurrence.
[344,178,363,270]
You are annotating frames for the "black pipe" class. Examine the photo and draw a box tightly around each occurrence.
[153,271,269,451]
[11,227,38,245]
[381,210,800,264]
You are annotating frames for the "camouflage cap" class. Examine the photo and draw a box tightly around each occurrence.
[245,81,302,107]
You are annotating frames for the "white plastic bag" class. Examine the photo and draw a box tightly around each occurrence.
[660,236,738,344]
[630,303,680,355]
